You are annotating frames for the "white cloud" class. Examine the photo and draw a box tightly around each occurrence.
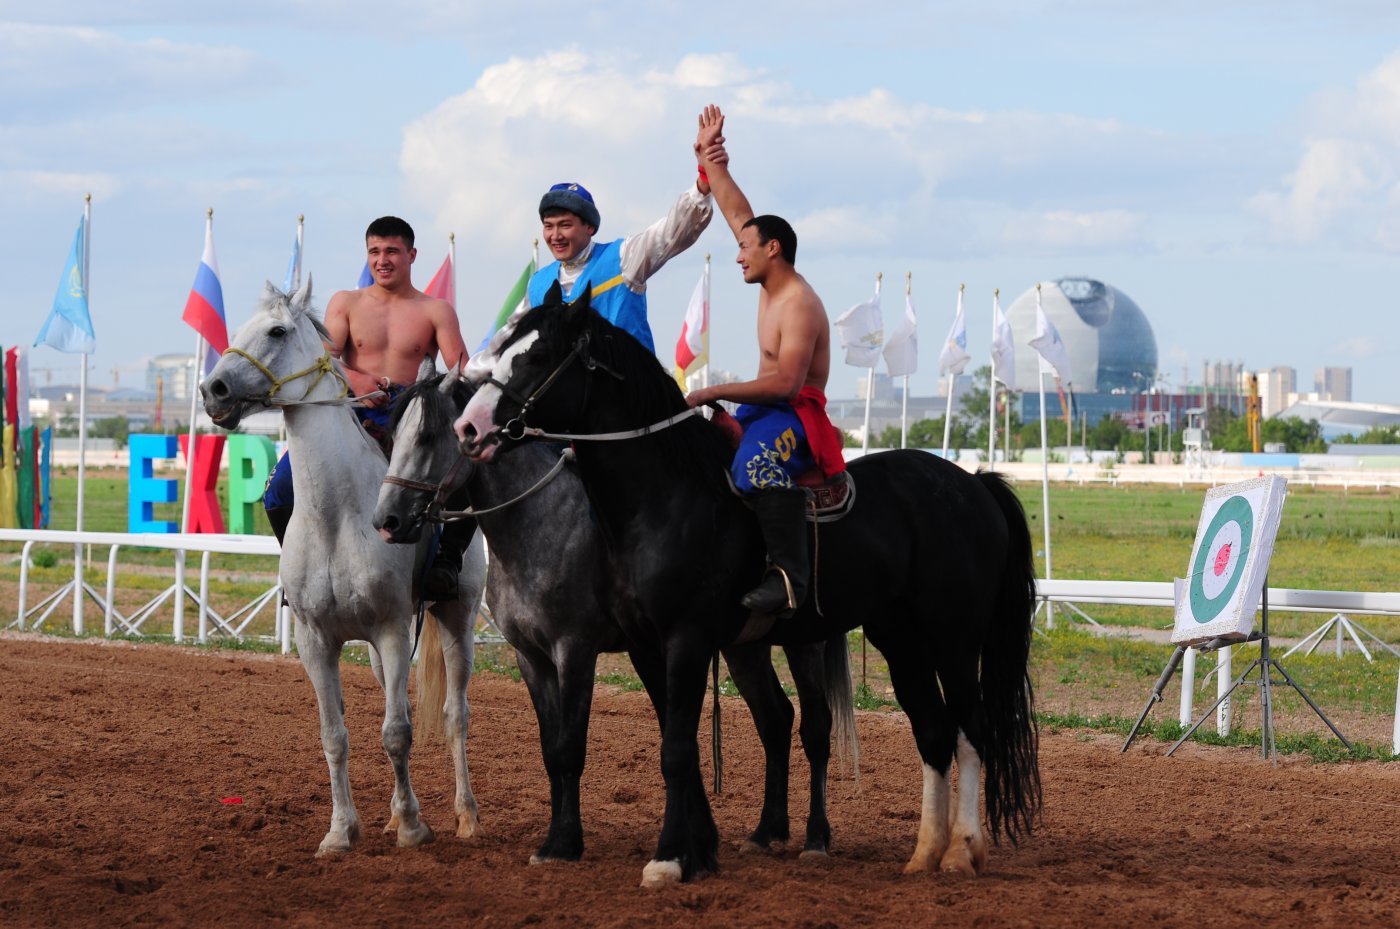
[999,209,1146,252]
[399,50,1184,269]
[1249,47,1400,247]
[0,23,272,121]
[1330,335,1382,359]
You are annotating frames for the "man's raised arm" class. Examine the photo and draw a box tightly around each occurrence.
[696,105,754,240]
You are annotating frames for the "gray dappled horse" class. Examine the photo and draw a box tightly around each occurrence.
[373,362,856,864]
[202,281,487,856]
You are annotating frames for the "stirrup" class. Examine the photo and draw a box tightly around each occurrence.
[743,564,797,614]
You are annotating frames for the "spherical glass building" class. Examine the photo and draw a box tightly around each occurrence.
[1006,277,1157,394]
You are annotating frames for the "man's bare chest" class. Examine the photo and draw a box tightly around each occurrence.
[347,305,436,358]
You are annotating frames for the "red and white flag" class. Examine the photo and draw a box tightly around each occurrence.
[674,262,709,388]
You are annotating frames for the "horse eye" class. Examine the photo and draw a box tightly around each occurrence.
[269,325,287,338]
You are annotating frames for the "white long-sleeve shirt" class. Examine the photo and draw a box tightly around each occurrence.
[466,184,713,381]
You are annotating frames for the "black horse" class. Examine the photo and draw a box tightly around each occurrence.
[372,364,856,864]
[456,287,1040,886]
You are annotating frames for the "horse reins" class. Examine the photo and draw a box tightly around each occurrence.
[473,330,702,450]
[381,446,576,523]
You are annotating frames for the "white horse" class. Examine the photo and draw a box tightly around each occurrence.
[201,280,487,856]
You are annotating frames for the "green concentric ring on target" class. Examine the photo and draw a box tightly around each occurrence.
[1188,495,1255,624]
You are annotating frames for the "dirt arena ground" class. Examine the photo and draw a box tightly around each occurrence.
[2,634,1397,929]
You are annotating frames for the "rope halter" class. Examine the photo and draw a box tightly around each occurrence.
[221,346,352,406]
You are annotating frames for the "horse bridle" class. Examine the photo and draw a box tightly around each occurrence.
[479,330,622,445]
[222,345,357,406]
[473,329,701,450]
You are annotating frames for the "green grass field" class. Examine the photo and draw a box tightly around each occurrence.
[6,468,1397,760]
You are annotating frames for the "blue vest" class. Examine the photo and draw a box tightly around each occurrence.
[528,239,654,353]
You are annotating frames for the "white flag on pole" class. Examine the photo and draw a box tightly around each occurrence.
[883,292,918,377]
[1029,285,1072,384]
[937,288,970,376]
[991,291,1017,390]
[834,285,883,368]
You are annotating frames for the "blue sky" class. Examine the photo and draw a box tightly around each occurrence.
[5,1,1400,403]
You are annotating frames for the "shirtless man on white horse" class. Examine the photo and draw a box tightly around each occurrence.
[263,216,475,601]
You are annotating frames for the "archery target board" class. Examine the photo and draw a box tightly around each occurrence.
[1171,476,1288,647]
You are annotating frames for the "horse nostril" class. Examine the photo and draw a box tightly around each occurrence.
[382,514,399,533]
[208,378,228,399]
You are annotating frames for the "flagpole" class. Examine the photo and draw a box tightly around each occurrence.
[1036,284,1054,630]
[988,288,998,470]
[941,281,963,457]
[860,272,880,454]
[73,193,92,635]
[702,254,711,390]
[900,272,911,449]
[449,231,457,308]
[176,207,214,644]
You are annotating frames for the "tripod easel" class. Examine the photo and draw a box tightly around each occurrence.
[1123,582,1353,763]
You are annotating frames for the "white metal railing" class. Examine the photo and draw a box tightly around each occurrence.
[2,528,290,651]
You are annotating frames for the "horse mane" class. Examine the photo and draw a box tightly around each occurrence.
[505,301,734,493]
[390,373,472,441]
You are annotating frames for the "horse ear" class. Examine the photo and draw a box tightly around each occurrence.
[262,281,291,319]
[562,284,593,329]
[542,280,564,307]
[291,273,313,314]
[417,355,437,383]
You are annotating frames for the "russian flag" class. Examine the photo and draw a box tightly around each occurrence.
[181,214,228,373]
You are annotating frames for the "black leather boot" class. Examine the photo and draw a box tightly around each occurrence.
[265,505,293,546]
[423,517,478,602]
[740,488,810,616]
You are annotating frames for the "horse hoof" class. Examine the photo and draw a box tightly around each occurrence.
[738,840,768,856]
[456,811,482,839]
[902,852,936,874]
[938,845,979,877]
[396,821,435,848]
[316,822,361,857]
[640,860,683,888]
[316,835,356,858]
[798,848,829,861]
[383,816,400,835]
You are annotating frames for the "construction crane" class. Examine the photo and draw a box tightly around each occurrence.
[1246,373,1261,453]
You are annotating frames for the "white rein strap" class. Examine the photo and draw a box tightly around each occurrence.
[512,407,701,443]
[435,447,575,521]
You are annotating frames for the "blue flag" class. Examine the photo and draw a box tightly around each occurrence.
[35,216,96,354]
[283,221,303,293]
[357,261,373,288]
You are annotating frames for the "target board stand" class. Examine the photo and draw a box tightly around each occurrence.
[1121,476,1352,762]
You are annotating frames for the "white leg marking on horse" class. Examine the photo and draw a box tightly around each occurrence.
[903,762,949,874]
[641,859,683,888]
[940,731,988,876]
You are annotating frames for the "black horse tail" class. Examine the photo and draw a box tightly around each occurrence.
[824,632,860,784]
[974,470,1041,844]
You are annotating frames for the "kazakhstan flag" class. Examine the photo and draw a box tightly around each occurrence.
[35,216,96,354]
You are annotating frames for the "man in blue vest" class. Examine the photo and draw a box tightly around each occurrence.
[467,149,725,378]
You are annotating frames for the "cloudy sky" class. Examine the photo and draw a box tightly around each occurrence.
[5,1,1400,403]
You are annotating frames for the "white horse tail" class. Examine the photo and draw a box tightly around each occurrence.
[825,632,860,787]
[415,613,448,743]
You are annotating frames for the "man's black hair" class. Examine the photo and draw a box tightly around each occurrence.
[365,216,415,249]
[742,214,797,265]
